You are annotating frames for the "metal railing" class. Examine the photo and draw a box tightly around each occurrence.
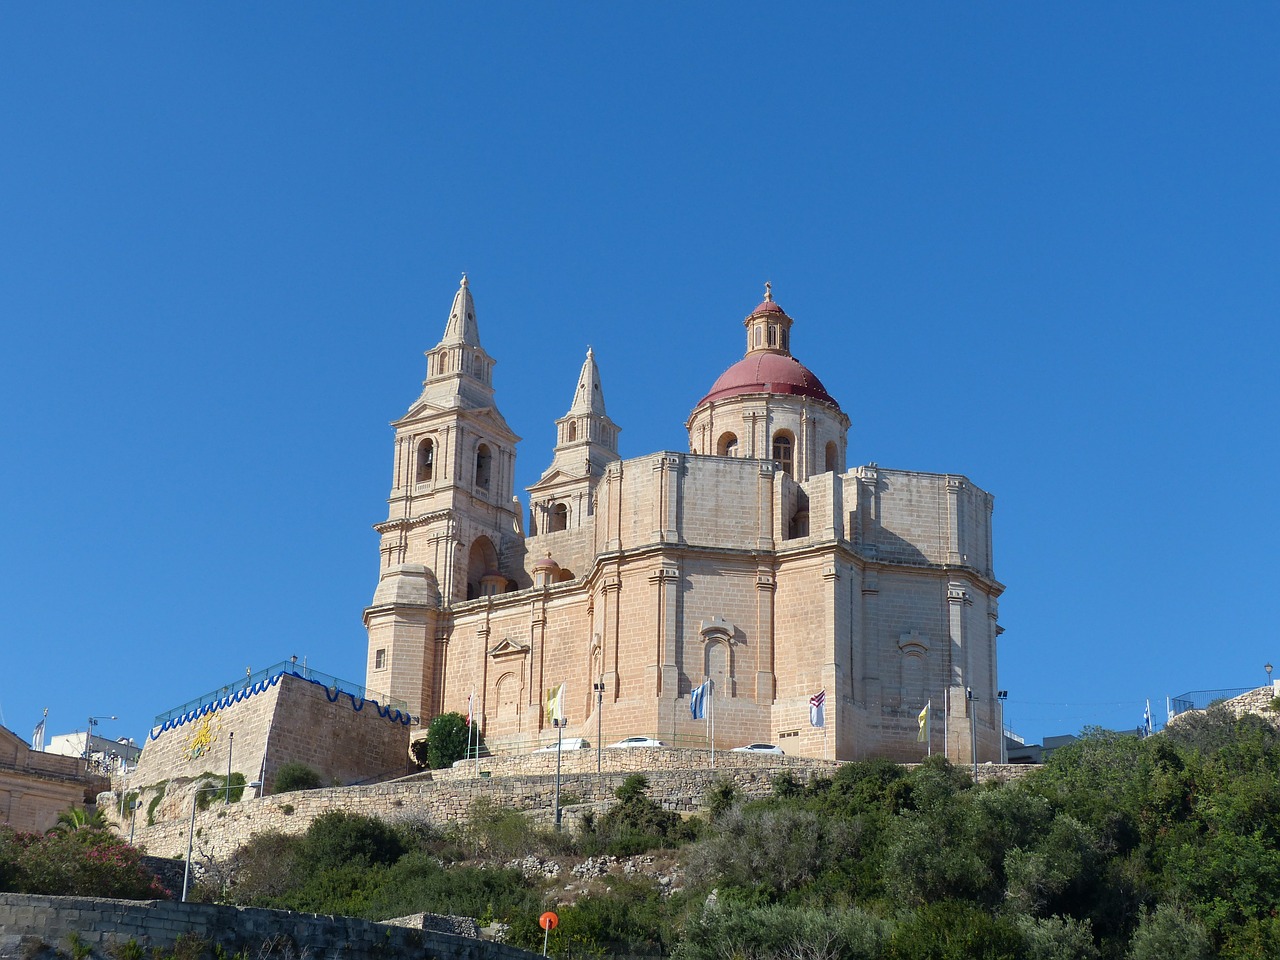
[1168,687,1258,718]
[151,660,404,727]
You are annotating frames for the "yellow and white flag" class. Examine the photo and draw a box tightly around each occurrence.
[917,701,931,743]
[545,682,565,724]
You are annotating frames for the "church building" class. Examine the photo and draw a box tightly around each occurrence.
[364,278,1005,763]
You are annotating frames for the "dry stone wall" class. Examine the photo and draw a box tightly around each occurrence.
[129,751,1027,864]
[0,894,538,960]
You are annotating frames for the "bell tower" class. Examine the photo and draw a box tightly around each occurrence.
[527,347,620,534]
[364,276,522,722]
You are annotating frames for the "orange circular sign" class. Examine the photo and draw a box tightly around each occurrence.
[539,911,559,931]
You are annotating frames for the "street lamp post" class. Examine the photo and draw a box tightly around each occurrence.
[553,718,567,832]
[1266,663,1273,688]
[965,688,979,779]
[225,732,234,804]
[182,780,261,901]
[84,715,117,766]
[593,680,605,775]
[996,691,1009,764]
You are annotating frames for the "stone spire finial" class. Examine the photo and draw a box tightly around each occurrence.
[764,280,772,302]
[568,346,608,416]
[441,274,480,347]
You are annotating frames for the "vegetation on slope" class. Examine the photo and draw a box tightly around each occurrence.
[7,704,1280,959]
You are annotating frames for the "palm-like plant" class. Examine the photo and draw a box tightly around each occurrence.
[49,805,108,835]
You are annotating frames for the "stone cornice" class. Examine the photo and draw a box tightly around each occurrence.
[372,510,453,534]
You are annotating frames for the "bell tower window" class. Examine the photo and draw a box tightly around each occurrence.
[551,503,569,532]
[568,422,577,442]
[772,432,794,476]
[416,439,434,482]
[475,444,492,490]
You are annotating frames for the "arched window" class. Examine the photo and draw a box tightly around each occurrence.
[716,432,738,457]
[415,439,434,482]
[780,328,788,351]
[550,503,568,532]
[475,444,492,490]
[772,432,794,476]
[567,422,577,442]
[825,441,838,474]
[768,325,777,347]
[755,327,763,347]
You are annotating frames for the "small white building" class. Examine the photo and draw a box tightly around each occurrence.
[45,731,142,772]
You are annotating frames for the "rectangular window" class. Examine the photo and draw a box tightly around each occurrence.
[374,648,386,670]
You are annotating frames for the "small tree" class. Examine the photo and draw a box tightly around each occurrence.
[426,712,476,769]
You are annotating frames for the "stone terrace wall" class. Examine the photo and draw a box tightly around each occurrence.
[130,750,1028,864]
[0,894,538,960]
[130,673,410,807]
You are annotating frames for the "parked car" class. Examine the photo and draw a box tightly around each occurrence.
[607,736,667,749]
[533,737,589,753]
[731,742,785,755]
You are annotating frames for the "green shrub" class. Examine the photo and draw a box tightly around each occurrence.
[195,773,247,811]
[582,774,694,856]
[426,712,476,769]
[0,825,168,899]
[465,797,540,860]
[272,762,324,794]
[146,782,167,826]
[703,777,739,819]
[296,811,405,872]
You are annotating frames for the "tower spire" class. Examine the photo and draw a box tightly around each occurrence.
[568,346,608,416]
[441,273,481,346]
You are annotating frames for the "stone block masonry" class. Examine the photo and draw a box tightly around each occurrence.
[129,751,1027,865]
[0,894,540,960]
[128,671,411,811]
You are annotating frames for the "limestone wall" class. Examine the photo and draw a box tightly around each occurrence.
[0,894,538,960]
[129,672,411,802]
[0,729,101,833]
[128,750,1029,867]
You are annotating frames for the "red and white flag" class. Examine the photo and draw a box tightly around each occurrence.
[466,690,474,727]
[809,689,826,728]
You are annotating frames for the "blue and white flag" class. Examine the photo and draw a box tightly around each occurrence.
[1142,699,1153,737]
[810,689,826,728]
[691,680,711,720]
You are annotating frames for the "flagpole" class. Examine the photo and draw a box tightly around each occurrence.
[943,688,949,762]
[709,679,715,770]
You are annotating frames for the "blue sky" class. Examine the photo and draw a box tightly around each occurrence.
[2,5,1276,751]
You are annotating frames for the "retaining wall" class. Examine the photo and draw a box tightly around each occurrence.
[0,894,537,960]
[130,751,1026,864]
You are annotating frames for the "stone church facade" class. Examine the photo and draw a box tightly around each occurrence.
[364,279,1005,763]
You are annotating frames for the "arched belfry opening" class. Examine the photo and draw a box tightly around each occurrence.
[416,438,434,482]
[475,443,493,490]
[466,536,500,600]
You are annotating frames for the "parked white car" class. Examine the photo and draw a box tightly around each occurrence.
[607,736,667,749]
[533,737,590,753]
[731,743,785,755]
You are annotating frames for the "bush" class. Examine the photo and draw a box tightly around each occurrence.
[273,762,324,794]
[0,826,168,899]
[582,774,695,856]
[195,773,246,810]
[296,811,406,872]
[676,902,888,960]
[426,712,475,769]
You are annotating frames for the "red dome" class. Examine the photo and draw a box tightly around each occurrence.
[750,299,786,316]
[697,352,839,407]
